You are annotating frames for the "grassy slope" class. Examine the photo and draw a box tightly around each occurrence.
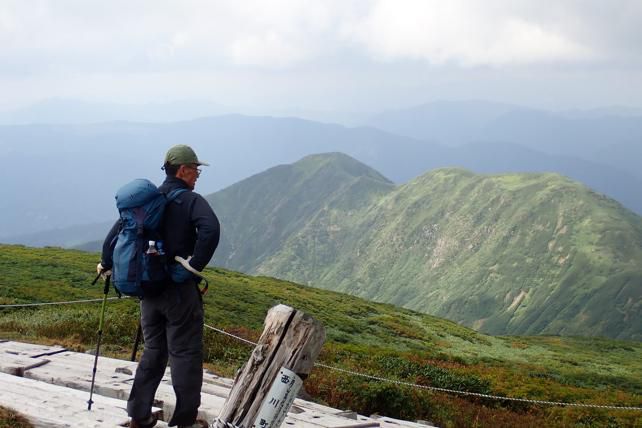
[209,152,395,273]
[208,155,642,339]
[0,245,641,427]
[315,169,642,339]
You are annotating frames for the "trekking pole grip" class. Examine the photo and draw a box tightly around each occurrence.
[103,275,111,295]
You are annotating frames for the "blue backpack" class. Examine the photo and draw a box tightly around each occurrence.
[111,179,186,297]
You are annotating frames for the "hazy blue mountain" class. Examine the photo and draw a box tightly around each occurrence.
[368,100,642,181]
[0,98,370,127]
[0,98,229,125]
[0,221,113,249]
[561,106,642,119]
[207,153,642,339]
[367,100,516,145]
[591,141,642,182]
[482,108,642,160]
[71,240,103,252]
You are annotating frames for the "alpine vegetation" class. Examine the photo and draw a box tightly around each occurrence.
[208,153,642,340]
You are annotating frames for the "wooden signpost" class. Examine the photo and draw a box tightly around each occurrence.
[214,304,326,428]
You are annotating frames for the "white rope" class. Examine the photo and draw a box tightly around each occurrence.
[314,363,642,411]
[203,323,642,411]
[0,297,126,308]
[204,323,258,347]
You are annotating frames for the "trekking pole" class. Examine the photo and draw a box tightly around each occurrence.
[130,320,142,362]
[88,272,110,411]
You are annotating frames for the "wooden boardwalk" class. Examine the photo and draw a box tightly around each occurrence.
[0,340,437,428]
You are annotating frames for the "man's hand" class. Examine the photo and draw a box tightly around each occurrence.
[96,263,112,280]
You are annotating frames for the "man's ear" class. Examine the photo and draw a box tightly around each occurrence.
[176,165,187,179]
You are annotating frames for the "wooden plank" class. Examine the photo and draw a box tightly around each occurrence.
[285,412,380,428]
[0,340,66,357]
[0,354,50,376]
[203,369,235,389]
[23,350,139,401]
[370,415,438,428]
[201,380,234,399]
[292,399,357,416]
[0,371,161,427]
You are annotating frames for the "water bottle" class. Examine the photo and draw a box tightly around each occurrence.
[146,240,158,255]
[156,240,165,256]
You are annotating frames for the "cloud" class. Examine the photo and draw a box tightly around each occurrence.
[222,0,338,68]
[228,32,308,68]
[0,0,639,75]
[342,0,595,66]
[0,0,641,111]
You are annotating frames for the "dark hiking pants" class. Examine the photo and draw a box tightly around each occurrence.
[127,280,204,426]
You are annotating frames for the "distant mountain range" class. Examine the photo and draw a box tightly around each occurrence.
[0,116,429,236]
[368,100,642,181]
[0,221,113,249]
[207,153,642,340]
[1,104,641,239]
[0,98,229,125]
[0,98,370,126]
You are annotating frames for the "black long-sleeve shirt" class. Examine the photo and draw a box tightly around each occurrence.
[101,176,220,272]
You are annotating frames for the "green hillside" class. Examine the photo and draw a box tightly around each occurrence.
[211,152,395,272]
[1,245,642,427]
[207,154,642,340]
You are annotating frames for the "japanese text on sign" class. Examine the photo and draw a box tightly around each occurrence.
[253,367,303,428]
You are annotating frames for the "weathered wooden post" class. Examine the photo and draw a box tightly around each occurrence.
[213,304,326,428]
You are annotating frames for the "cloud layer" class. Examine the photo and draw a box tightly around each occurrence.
[1,0,639,73]
[0,0,640,111]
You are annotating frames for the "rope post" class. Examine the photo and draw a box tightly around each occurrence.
[213,304,326,428]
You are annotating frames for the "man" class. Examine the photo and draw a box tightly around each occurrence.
[99,144,220,428]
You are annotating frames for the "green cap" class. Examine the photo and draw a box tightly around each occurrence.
[164,144,209,166]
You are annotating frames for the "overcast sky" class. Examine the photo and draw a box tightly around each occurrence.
[1,0,641,114]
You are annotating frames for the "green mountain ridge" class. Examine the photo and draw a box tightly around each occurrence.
[212,153,395,272]
[207,153,642,340]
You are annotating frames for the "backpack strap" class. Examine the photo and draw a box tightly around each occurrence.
[133,208,147,288]
[165,188,188,204]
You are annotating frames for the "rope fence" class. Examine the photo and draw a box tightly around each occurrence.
[204,323,258,347]
[0,297,126,308]
[205,322,642,411]
[2,297,642,411]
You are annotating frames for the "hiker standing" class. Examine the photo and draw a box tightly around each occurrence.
[98,144,220,428]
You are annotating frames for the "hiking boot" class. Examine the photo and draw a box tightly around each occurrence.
[178,419,209,428]
[128,414,158,428]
